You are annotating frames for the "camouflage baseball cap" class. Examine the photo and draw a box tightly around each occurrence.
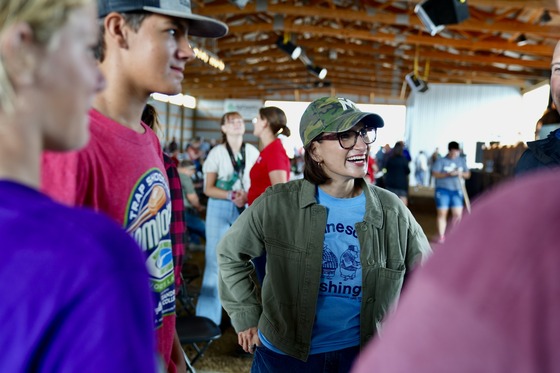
[299,97,384,147]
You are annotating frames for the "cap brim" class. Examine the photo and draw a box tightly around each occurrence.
[334,112,385,133]
[144,7,228,38]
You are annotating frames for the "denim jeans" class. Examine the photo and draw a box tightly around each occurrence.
[251,345,360,373]
[195,198,240,325]
[415,169,426,186]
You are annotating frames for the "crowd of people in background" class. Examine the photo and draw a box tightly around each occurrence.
[372,142,441,189]
[173,132,472,253]
[165,134,305,189]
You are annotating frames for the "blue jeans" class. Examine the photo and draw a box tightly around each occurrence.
[195,198,240,325]
[435,187,464,209]
[415,169,426,186]
[251,345,360,373]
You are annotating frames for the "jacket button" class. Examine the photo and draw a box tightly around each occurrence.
[361,225,368,231]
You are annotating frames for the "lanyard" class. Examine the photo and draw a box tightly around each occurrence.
[225,142,246,188]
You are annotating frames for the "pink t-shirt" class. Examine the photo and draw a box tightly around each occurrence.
[352,170,560,373]
[42,109,177,372]
[248,138,290,205]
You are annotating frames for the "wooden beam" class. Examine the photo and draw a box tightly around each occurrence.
[196,3,560,38]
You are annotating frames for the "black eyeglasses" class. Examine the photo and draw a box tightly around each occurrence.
[316,127,377,149]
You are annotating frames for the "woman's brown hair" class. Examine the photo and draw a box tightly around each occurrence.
[259,106,291,137]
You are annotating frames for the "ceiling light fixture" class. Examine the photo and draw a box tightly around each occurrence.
[276,36,302,60]
[307,65,328,80]
[192,45,225,71]
[414,2,445,36]
[405,73,429,93]
[540,10,552,24]
[230,0,250,8]
[516,34,529,46]
[151,93,197,109]
[414,0,470,36]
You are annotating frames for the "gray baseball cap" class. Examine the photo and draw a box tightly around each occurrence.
[98,0,228,38]
[300,97,384,147]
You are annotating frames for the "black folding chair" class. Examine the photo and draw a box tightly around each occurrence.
[177,263,201,315]
[176,314,222,366]
[176,270,222,368]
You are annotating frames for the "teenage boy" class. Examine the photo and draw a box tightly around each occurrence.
[41,1,227,372]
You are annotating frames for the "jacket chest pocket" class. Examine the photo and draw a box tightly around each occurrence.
[262,239,305,307]
[373,266,405,324]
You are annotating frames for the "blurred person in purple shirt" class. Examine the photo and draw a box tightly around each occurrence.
[0,0,157,371]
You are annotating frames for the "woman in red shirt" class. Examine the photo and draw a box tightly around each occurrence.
[248,107,292,205]
[248,107,292,283]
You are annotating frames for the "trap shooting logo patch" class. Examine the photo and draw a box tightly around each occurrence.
[124,168,174,327]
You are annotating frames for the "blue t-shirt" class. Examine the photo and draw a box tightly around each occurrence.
[432,155,468,191]
[311,187,364,353]
[259,186,365,355]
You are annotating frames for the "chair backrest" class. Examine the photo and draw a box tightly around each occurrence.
[176,266,221,366]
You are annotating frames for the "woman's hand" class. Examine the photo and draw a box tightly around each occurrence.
[233,189,248,208]
[238,327,261,354]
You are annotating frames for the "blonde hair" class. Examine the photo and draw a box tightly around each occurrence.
[0,0,92,111]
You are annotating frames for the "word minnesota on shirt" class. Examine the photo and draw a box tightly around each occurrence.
[325,222,359,238]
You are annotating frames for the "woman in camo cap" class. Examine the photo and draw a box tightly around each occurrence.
[217,96,431,372]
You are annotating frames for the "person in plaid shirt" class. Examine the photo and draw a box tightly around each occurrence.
[143,103,186,295]
[163,152,186,294]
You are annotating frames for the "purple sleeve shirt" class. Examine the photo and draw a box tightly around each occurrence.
[0,181,157,372]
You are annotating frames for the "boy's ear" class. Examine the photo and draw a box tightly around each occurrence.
[0,22,37,87]
[103,12,130,49]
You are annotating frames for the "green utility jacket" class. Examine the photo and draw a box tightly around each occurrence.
[218,178,431,361]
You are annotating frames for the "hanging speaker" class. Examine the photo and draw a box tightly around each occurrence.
[405,73,429,93]
[415,0,470,35]
[475,141,484,163]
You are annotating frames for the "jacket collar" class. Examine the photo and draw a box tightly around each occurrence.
[361,179,384,229]
[300,179,318,208]
[299,178,384,229]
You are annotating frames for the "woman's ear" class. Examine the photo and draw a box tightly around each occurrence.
[0,22,37,87]
[308,142,323,164]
